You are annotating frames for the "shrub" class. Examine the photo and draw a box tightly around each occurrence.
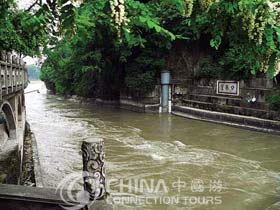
[196,56,224,79]
[266,94,280,112]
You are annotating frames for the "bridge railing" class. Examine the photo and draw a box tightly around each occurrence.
[0,52,28,99]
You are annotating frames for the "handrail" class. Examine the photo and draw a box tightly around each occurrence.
[0,52,28,100]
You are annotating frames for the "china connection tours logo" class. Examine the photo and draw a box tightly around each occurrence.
[56,172,224,210]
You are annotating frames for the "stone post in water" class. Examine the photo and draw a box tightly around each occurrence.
[81,141,106,202]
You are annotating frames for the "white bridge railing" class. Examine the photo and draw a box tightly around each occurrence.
[0,52,28,99]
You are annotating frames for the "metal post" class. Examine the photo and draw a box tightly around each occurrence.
[81,141,106,202]
[160,70,171,113]
[168,85,172,113]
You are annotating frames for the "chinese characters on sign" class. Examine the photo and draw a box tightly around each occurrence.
[217,80,239,96]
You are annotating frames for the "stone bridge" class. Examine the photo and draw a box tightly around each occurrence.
[0,58,112,209]
[0,52,28,184]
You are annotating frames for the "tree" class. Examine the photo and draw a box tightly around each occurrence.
[39,0,279,98]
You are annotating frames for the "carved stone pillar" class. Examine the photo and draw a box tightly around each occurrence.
[81,141,106,202]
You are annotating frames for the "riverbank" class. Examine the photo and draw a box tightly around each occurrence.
[0,143,19,184]
[0,120,44,187]
[0,122,36,186]
[63,94,160,113]
[20,122,37,186]
[62,93,280,135]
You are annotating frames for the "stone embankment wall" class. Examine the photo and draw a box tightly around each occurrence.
[120,85,161,113]
[20,123,36,186]
[166,41,280,121]
[172,78,280,121]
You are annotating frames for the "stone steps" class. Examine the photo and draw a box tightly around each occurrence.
[178,77,280,126]
[181,99,279,121]
[172,105,280,135]
[191,86,216,95]
[189,93,242,106]
[188,93,268,109]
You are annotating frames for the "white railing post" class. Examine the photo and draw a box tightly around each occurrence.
[5,53,8,94]
[10,59,13,93]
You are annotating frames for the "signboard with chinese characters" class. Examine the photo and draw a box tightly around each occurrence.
[216,80,239,96]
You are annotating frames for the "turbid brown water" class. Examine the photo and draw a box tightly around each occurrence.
[25,81,280,210]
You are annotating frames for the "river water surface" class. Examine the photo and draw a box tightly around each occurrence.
[25,81,280,210]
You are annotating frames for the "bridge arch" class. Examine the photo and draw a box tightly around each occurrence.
[0,101,16,139]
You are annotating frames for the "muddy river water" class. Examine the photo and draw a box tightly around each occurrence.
[25,81,280,210]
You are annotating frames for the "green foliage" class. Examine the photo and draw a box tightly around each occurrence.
[41,0,173,98]
[156,0,279,80]
[155,0,279,78]
[40,40,75,95]
[125,51,164,94]
[40,0,280,98]
[266,94,280,112]
[196,56,225,79]
[0,1,47,55]
[0,0,79,56]
[125,71,156,94]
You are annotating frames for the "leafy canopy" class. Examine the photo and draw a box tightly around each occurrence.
[40,0,280,97]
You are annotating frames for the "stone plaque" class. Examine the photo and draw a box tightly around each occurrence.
[216,80,239,96]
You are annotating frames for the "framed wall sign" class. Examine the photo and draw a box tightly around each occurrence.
[216,80,239,96]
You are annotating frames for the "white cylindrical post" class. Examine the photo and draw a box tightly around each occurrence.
[161,70,171,113]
